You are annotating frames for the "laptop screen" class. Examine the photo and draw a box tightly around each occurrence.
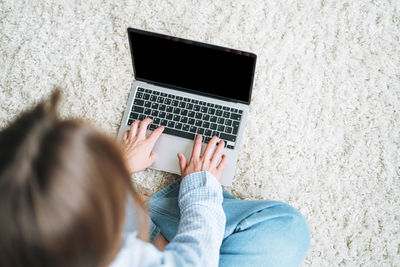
[128,28,256,104]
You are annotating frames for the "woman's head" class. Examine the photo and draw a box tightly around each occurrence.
[0,91,146,267]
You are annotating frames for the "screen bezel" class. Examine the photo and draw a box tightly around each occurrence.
[127,28,257,105]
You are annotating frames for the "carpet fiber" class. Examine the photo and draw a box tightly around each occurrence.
[1,0,399,266]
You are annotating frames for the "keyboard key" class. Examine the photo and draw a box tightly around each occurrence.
[199,101,206,105]
[230,113,242,121]
[166,106,173,113]
[195,112,202,119]
[233,126,239,135]
[153,118,160,124]
[139,114,145,120]
[195,120,202,127]
[210,123,217,130]
[161,92,167,96]
[180,117,188,123]
[206,103,214,107]
[204,129,212,136]
[223,106,229,111]
[210,116,217,122]
[225,119,232,126]
[179,102,186,108]
[215,105,222,109]
[144,101,152,108]
[189,126,197,133]
[144,108,151,115]
[137,87,145,92]
[202,121,210,128]
[188,118,195,125]
[173,108,181,114]
[172,100,179,106]
[220,133,236,142]
[215,110,223,116]
[173,115,181,122]
[201,106,208,113]
[188,111,195,118]
[232,121,240,128]
[208,108,215,115]
[204,136,212,143]
[182,124,189,131]
[151,110,159,117]
[151,103,159,109]
[186,103,193,110]
[159,111,166,118]
[167,121,175,128]
[231,108,238,113]
[128,119,133,125]
[130,112,139,119]
[175,122,183,130]
[157,97,164,103]
[180,109,188,116]
[225,126,233,134]
[150,95,157,101]
[145,89,152,93]
[203,114,210,121]
[131,105,144,113]
[136,92,143,99]
[184,97,190,102]
[212,131,219,137]
[223,111,230,118]
[159,104,166,111]
[161,119,168,126]
[134,99,144,106]
[198,128,205,135]
[163,127,195,140]
[167,94,174,99]
[164,99,171,105]
[217,125,225,132]
[143,93,150,100]
[149,123,157,130]
[176,96,183,100]
[166,114,173,120]
[227,145,234,149]
[239,110,243,114]
[191,99,199,104]
[193,105,201,111]
[217,118,225,124]
[154,91,160,96]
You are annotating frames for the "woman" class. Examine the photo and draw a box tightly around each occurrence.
[0,91,310,267]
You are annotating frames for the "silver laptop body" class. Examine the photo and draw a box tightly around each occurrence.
[118,28,256,186]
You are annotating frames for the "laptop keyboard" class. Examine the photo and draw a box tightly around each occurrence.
[128,87,243,149]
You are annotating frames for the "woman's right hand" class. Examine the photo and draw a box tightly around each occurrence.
[177,135,227,181]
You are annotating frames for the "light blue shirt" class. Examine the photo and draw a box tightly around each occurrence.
[111,171,226,267]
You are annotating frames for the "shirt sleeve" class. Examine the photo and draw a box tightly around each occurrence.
[110,171,226,267]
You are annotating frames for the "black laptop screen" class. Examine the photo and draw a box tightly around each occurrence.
[128,29,256,104]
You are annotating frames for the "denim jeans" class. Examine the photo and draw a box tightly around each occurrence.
[146,180,310,267]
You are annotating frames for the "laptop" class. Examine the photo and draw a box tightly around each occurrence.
[117,28,257,186]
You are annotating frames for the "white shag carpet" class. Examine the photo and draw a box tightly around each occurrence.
[1,0,399,266]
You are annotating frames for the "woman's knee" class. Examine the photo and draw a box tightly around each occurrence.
[262,202,311,265]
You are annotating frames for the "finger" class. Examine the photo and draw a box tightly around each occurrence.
[216,154,228,173]
[177,153,187,174]
[122,130,128,142]
[129,121,140,139]
[148,125,165,145]
[210,140,224,168]
[202,136,219,160]
[190,135,202,162]
[138,118,152,138]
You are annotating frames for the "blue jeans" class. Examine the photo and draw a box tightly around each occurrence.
[146,180,310,267]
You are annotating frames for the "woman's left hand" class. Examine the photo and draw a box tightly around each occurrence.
[121,118,164,173]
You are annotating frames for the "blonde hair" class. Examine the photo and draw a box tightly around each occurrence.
[0,90,147,267]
